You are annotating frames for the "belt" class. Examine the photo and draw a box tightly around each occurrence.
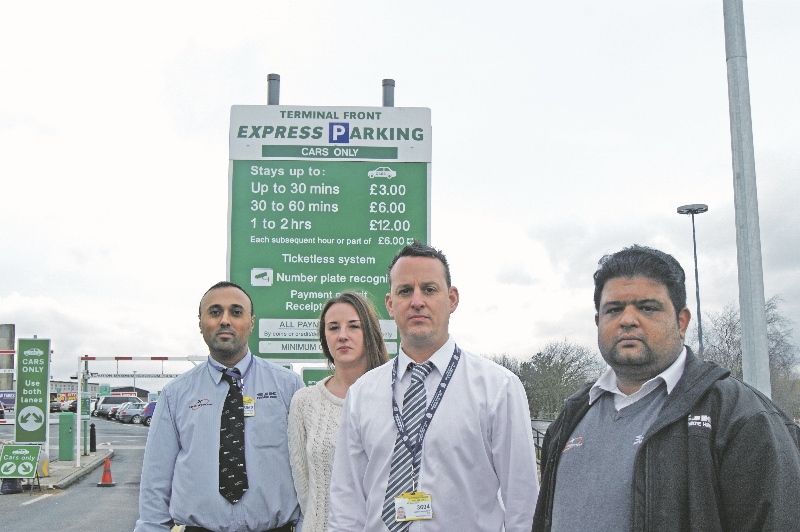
[183,525,294,532]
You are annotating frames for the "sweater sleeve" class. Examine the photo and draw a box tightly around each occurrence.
[288,390,309,515]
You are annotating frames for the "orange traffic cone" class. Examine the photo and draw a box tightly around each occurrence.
[97,456,116,487]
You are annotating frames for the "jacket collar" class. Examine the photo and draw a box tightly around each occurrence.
[560,347,729,438]
[642,347,729,437]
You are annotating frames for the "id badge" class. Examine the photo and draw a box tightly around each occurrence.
[394,492,433,521]
[243,396,255,417]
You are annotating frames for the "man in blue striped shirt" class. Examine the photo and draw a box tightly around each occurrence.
[135,282,304,532]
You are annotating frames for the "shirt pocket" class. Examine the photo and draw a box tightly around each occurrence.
[248,397,289,449]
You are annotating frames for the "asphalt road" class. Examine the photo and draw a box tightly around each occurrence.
[0,415,148,531]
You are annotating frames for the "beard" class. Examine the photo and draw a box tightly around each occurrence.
[602,343,655,367]
[600,339,681,384]
[205,331,248,363]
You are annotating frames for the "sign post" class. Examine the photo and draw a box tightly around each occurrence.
[14,339,50,450]
[229,105,431,362]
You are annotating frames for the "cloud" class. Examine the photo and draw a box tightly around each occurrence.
[0,111,58,136]
[496,266,537,286]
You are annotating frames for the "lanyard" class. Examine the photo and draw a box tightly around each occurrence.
[209,354,254,389]
[391,345,462,477]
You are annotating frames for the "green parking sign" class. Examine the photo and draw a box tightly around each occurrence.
[0,445,41,478]
[15,339,50,444]
[228,106,431,362]
[80,392,91,420]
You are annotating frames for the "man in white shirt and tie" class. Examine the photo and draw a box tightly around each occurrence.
[328,241,538,532]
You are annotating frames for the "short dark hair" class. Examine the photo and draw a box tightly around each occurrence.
[387,240,451,287]
[593,245,687,319]
[199,281,255,317]
[318,291,389,371]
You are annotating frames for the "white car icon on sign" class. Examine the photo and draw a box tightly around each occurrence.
[368,167,396,179]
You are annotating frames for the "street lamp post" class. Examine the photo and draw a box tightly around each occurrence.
[677,204,709,356]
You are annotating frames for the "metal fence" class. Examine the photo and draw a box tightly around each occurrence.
[531,419,552,466]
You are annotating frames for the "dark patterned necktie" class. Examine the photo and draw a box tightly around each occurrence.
[381,361,434,531]
[219,367,248,504]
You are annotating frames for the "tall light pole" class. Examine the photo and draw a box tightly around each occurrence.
[723,0,771,397]
[677,204,708,356]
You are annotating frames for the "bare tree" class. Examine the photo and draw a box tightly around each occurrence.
[491,353,521,376]
[493,340,603,419]
[700,304,743,378]
[690,295,800,417]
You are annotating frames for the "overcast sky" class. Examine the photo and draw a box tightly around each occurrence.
[2,1,798,393]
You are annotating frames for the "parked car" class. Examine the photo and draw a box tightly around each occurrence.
[67,399,89,413]
[94,395,136,418]
[107,403,126,420]
[117,402,148,424]
[111,401,145,421]
[64,400,78,412]
[50,400,63,413]
[141,401,157,426]
[0,402,4,420]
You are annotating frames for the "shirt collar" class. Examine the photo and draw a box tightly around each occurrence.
[397,336,456,380]
[207,350,253,384]
[589,346,687,405]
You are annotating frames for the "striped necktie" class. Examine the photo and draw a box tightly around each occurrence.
[219,367,248,503]
[382,361,434,531]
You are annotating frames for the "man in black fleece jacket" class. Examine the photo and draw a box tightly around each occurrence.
[533,245,800,532]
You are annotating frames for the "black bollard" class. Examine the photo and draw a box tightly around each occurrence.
[89,423,97,453]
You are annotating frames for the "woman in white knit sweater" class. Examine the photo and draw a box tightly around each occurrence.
[288,292,389,532]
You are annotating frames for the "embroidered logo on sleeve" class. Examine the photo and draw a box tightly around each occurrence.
[562,436,583,453]
[688,414,712,429]
[633,434,644,445]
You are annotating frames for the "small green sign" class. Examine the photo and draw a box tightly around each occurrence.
[98,385,111,397]
[302,368,331,387]
[80,392,91,419]
[0,445,41,478]
[15,339,50,444]
[262,145,398,159]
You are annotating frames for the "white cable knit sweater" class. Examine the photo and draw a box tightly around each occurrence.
[288,376,344,532]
